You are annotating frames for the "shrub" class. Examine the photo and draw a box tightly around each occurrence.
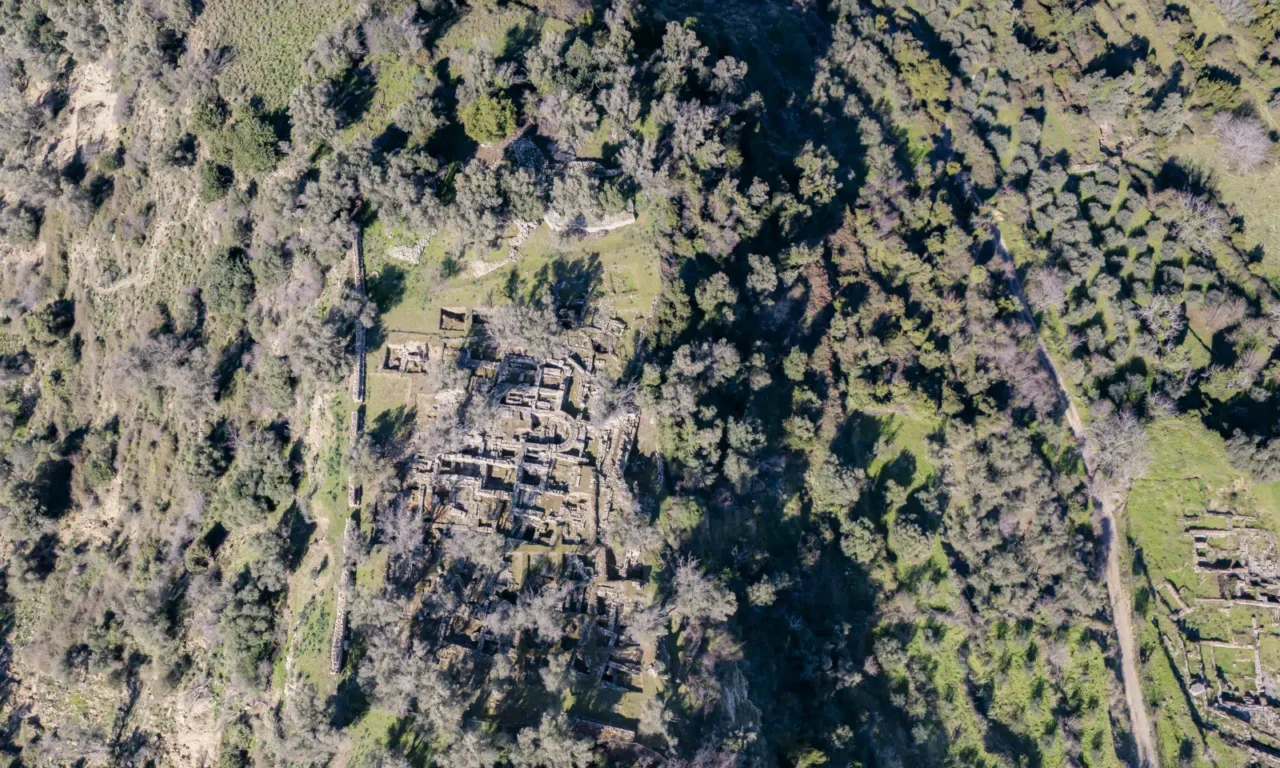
[226,113,280,175]
[98,146,123,172]
[192,96,228,135]
[198,162,234,202]
[1212,113,1271,173]
[204,250,255,316]
[460,94,517,144]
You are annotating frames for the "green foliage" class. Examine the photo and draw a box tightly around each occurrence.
[459,93,517,144]
[660,496,704,532]
[193,96,229,135]
[9,0,1280,764]
[80,427,118,490]
[98,147,123,172]
[805,454,865,514]
[184,431,232,490]
[1193,70,1244,113]
[217,719,254,768]
[204,250,255,317]
[198,162,234,202]
[226,113,281,175]
[23,300,74,345]
[257,355,296,412]
[26,13,63,57]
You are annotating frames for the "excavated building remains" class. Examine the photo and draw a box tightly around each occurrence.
[372,296,652,737]
[1153,498,1280,764]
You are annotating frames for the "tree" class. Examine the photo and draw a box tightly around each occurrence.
[655,21,708,93]
[796,141,842,205]
[204,250,255,316]
[694,272,739,323]
[288,78,339,149]
[227,112,281,174]
[537,90,597,151]
[669,557,737,624]
[1088,407,1151,493]
[550,165,602,223]
[1213,113,1271,173]
[192,94,227,134]
[806,454,865,514]
[511,713,595,768]
[198,162,232,202]
[1168,193,1225,256]
[460,93,516,144]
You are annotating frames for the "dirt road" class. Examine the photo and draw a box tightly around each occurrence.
[993,228,1157,767]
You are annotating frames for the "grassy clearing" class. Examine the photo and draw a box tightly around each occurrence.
[346,709,402,765]
[1127,418,1241,599]
[436,6,538,60]
[195,0,360,110]
[293,591,337,692]
[863,411,939,490]
[1167,134,1280,286]
[361,211,663,419]
[1040,98,1104,164]
[1125,416,1280,765]
[339,53,434,145]
[1061,628,1124,768]
[1112,0,1177,69]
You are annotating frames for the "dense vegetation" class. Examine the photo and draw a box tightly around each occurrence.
[0,0,1279,765]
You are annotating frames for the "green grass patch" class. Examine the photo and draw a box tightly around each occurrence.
[196,0,361,109]
[293,593,337,693]
[1127,417,1248,599]
[1168,124,1280,286]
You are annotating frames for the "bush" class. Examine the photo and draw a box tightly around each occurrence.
[460,94,517,144]
[98,147,123,172]
[192,96,228,135]
[198,162,234,202]
[204,250,255,316]
[227,113,281,175]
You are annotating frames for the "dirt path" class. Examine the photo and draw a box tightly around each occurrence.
[992,228,1157,767]
[95,220,170,295]
[91,195,200,296]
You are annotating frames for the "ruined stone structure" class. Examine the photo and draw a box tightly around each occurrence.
[330,517,357,675]
[351,240,367,405]
[375,302,648,738]
[415,352,636,548]
[348,233,365,505]
[1156,505,1280,764]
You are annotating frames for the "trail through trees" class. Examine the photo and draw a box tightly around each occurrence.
[993,227,1157,767]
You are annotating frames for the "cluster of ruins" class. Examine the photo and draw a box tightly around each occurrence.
[330,131,657,730]
[1153,500,1280,764]
[367,290,654,735]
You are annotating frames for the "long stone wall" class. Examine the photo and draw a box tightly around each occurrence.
[330,517,357,674]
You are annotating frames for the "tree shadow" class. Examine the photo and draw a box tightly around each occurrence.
[372,123,410,156]
[367,265,407,312]
[1085,37,1151,78]
[372,405,418,452]
[1154,157,1219,197]
[425,59,478,167]
[500,18,543,66]
[213,330,252,401]
[329,661,371,729]
[526,252,603,319]
[22,533,59,580]
[333,65,378,129]
[276,502,317,572]
[34,459,74,520]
